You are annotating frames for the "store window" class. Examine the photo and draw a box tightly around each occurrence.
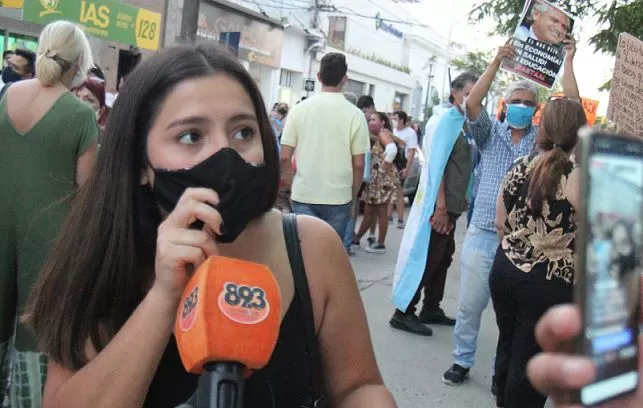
[344,79,365,98]
[328,16,346,50]
[8,33,38,52]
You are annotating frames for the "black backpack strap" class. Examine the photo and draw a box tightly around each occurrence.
[0,82,12,101]
[282,213,326,408]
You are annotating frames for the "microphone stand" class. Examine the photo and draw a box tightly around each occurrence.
[196,362,245,408]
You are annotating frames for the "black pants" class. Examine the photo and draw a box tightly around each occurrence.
[406,225,456,314]
[489,247,573,408]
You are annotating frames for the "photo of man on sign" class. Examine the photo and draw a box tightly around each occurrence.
[516,0,572,48]
[501,0,576,89]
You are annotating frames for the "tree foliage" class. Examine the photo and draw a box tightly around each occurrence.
[451,51,492,76]
[469,0,643,54]
[451,50,511,105]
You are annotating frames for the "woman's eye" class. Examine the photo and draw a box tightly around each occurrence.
[232,128,254,141]
[178,132,202,145]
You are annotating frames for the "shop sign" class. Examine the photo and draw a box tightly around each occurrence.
[375,12,403,39]
[23,0,162,51]
[1,0,23,8]
[197,1,283,68]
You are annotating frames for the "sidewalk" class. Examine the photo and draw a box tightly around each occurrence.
[350,216,500,408]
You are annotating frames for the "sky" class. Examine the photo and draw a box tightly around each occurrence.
[402,0,616,115]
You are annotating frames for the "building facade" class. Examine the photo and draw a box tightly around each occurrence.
[0,0,167,92]
[0,0,449,117]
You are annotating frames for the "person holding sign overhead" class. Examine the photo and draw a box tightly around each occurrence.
[441,37,579,389]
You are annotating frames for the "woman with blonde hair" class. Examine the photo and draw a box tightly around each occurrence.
[0,20,99,406]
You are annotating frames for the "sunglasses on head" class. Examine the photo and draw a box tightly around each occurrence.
[548,95,581,104]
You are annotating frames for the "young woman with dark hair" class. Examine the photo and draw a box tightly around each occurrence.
[490,97,587,408]
[352,112,401,254]
[24,45,395,408]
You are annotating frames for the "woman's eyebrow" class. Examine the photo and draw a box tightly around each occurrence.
[165,116,209,130]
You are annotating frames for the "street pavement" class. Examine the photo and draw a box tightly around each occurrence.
[350,215,500,408]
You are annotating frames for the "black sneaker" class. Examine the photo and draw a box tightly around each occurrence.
[389,311,433,336]
[442,364,469,385]
[419,308,456,326]
[492,376,504,407]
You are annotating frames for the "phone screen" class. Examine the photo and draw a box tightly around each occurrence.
[580,133,642,406]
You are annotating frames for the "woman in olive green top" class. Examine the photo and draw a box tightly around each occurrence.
[0,21,98,407]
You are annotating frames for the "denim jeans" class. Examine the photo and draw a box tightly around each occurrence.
[343,216,356,250]
[292,201,352,249]
[453,224,499,369]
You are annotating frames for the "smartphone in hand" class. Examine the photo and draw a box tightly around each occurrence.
[575,129,641,406]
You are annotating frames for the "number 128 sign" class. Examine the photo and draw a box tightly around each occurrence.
[24,0,162,51]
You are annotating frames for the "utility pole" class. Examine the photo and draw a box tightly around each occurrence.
[423,60,435,116]
[306,0,321,96]
[179,0,201,45]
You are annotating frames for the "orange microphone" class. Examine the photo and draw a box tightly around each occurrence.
[175,256,282,408]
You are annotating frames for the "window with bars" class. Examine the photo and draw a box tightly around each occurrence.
[280,70,294,88]
[328,16,346,50]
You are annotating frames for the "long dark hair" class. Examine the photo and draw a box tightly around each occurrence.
[25,45,280,370]
[529,98,586,216]
[372,111,392,132]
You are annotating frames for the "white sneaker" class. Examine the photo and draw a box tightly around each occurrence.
[365,243,386,254]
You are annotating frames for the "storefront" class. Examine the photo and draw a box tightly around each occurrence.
[0,7,41,56]
[197,0,284,106]
[0,0,165,91]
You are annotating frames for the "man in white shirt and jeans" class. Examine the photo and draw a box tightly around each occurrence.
[391,110,418,229]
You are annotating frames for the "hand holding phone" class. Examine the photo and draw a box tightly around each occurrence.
[527,302,642,407]
[573,129,642,406]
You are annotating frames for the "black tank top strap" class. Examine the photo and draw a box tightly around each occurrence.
[281,213,326,407]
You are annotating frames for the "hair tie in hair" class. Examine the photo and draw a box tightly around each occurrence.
[43,50,57,59]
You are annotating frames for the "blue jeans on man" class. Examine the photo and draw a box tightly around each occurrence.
[453,224,498,368]
[343,215,356,251]
[292,201,353,251]
[442,223,498,386]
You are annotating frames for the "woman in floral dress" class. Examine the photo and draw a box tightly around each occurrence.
[489,98,586,408]
[352,112,400,254]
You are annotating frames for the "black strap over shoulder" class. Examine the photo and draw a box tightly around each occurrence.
[282,213,326,408]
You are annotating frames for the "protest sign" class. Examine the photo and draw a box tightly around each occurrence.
[501,0,575,89]
[607,33,643,138]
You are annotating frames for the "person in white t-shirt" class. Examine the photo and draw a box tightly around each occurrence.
[391,110,418,229]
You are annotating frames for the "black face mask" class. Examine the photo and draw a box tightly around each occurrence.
[152,148,269,243]
[2,66,22,84]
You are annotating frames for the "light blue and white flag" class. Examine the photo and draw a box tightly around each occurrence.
[392,107,465,311]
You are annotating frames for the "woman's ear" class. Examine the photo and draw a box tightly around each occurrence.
[140,168,153,186]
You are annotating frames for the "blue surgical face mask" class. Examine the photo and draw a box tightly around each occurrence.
[505,104,536,129]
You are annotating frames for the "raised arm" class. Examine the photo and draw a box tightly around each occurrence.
[465,40,516,122]
[561,34,580,100]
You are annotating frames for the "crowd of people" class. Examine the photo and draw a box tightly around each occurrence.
[0,17,641,408]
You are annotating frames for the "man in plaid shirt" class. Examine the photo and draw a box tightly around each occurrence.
[442,37,580,388]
